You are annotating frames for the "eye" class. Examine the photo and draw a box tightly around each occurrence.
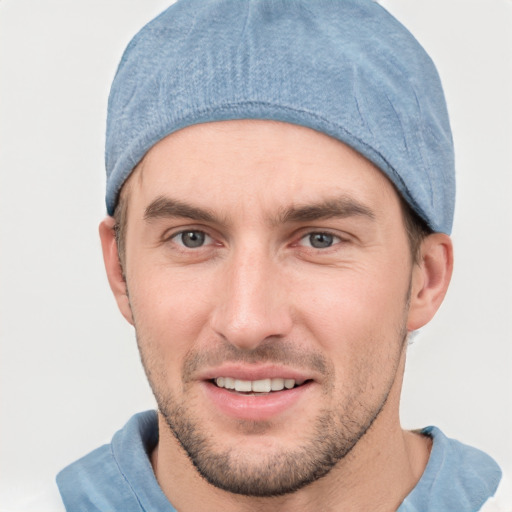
[300,232,341,249]
[172,230,212,248]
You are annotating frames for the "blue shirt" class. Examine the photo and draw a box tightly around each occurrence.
[57,411,502,511]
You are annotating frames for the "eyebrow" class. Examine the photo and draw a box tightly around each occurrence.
[276,197,376,224]
[143,195,376,225]
[144,196,219,223]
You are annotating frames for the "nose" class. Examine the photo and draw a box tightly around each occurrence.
[209,246,293,351]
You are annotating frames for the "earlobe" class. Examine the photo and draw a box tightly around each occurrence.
[407,233,453,331]
[98,217,134,325]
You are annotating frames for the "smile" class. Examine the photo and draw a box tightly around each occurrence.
[204,377,314,421]
[213,377,307,393]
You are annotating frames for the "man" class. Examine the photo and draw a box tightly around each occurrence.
[56,0,510,510]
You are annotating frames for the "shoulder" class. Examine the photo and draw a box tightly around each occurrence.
[56,442,129,506]
[479,472,512,512]
[55,411,174,512]
[399,426,508,512]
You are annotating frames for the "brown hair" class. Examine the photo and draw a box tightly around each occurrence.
[399,196,433,264]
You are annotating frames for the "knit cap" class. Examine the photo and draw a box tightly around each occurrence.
[106,0,455,233]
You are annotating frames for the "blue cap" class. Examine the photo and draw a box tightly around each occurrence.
[106,0,455,233]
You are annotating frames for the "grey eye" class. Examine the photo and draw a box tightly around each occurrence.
[177,231,207,248]
[306,233,336,249]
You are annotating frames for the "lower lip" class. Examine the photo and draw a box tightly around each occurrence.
[202,381,313,421]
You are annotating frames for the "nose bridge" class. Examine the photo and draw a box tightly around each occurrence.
[210,241,292,350]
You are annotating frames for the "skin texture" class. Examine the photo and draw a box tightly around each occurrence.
[100,120,453,512]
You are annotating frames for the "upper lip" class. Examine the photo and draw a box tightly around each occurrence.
[196,364,315,383]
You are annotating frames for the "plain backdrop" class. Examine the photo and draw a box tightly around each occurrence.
[1,0,511,508]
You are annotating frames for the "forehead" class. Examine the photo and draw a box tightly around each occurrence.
[121,120,401,220]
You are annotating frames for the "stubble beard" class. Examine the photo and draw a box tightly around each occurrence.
[156,388,386,497]
[136,325,408,498]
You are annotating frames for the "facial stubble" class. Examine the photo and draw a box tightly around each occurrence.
[134,318,409,498]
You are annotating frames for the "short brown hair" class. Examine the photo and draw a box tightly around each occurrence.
[113,192,129,272]
[399,196,433,264]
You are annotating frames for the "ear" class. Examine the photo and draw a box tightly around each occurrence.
[99,217,134,325]
[407,233,453,331]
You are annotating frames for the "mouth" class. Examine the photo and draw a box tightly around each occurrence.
[200,366,316,421]
[211,377,310,394]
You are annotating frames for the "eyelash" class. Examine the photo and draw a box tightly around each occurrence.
[168,230,214,249]
[296,231,343,249]
[166,228,346,252]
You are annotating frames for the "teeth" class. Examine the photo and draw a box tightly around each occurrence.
[252,379,271,393]
[214,377,298,392]
[271,378,284,391]
[234,379,252,392]
[224,377,235,389]
[284,379,295,389]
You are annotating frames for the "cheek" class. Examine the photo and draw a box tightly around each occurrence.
[297,270,409,403]
[127,265,215,366]
[296,262,410,357]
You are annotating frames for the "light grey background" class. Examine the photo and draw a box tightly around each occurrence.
[1,0,511,507]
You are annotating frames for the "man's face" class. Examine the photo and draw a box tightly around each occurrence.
[120,120,416,496]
